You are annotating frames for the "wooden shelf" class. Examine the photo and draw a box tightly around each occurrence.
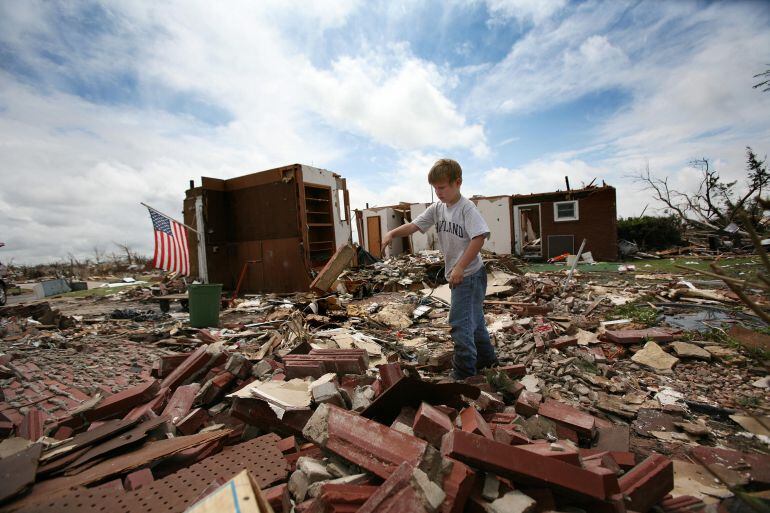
[306,197,330,202]
[306,210,330,215]
[308,223,333,227]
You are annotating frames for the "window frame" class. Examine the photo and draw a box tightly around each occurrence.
[553,200,579,222]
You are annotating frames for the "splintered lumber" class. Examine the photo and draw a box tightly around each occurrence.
[311,244,355,293]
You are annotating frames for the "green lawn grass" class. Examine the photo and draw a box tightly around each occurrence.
[524,256,762,275]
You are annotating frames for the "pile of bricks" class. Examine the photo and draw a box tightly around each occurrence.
[2,294,768,513]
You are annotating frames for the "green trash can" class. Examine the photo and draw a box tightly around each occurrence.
[188,283,222,328]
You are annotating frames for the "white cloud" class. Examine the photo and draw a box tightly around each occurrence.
[305,48,489,157]
[0,1,488,263]
[471,1,770,218]
[484,0,567,25]
[479,159,607,197]
[469,1,632,114]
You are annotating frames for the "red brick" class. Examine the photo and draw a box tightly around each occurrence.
[86,380,161,422]
[551,335,578,350]
[304,404,432,480]
[284,349,369,377]
[378,363,404,390]
[689,446,770,487]
[53,425,74,440]
[356,462,433,513]
[160,346,213,390]
[413,402,453,446]
[486,412,519,424]
[538,399,596,438]
[284,360,327,379]
[618,453,673,512]
[534,333,545,352]
[123,386,170,421]
[441,430,620,500]
[317,484,379,512]
[514,391,542,417]
[659,495,704,512]
[277,435,298,454]
[499,364,526,377]
[176,407,210,436]
[94,478,125,493]
[518,441,581,466]
[491,423,531,445]
[263,483,288,511]
[161,383,200,424]
[440,457,476,513]
[124,468,154,491]
[459,407,494,440]
[19,408,45,441]
[579,449,636,470]
[197,371,236,405]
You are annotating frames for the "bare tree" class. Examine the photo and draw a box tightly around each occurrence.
[92,246,105,266]
[633,147,769,229]
[754,66,770,93]
[113,242,134,265]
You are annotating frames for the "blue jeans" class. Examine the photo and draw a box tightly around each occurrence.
[449,267,497,379]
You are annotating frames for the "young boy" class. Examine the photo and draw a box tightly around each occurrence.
[381,159,497,380]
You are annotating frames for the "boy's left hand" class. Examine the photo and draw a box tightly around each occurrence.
[448,266,465,287]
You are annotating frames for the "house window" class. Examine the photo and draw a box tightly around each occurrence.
[554,200,578,221]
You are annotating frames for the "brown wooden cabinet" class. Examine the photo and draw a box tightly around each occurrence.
[184,164,352,293]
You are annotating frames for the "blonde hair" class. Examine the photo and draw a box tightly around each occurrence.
[428,158,462,184]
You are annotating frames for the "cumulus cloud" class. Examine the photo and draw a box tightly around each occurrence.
[306,50,488,157]
[471,1,770,218]
[0,1,488,263]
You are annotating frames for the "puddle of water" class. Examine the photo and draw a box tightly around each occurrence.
[662,308,737,332]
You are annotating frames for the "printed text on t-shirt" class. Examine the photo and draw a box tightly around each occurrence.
[435,219,464,238]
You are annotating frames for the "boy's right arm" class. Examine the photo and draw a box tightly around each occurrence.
[381,223,419,253]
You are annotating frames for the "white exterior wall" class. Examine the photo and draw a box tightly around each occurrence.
[409,203,436,253]
[472,197,512,255]
[301,165,352,248]
[361,206,406,256]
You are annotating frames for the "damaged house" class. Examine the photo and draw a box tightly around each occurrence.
[356,195,513,258]
[184,164,352,293]
[356,184,617,261]
[513,184,617,261]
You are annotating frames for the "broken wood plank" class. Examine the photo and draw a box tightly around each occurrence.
[311,244,356,293]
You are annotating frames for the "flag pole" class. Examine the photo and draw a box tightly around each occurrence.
[141,202,202,236]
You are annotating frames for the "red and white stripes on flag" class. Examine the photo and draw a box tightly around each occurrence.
[147,207,190,276]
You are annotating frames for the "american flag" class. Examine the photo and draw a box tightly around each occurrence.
[147,207,190,276]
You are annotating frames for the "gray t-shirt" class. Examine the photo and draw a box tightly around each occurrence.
[413,196,490,278]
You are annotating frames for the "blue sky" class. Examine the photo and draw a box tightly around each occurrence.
[1,0,769,263]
